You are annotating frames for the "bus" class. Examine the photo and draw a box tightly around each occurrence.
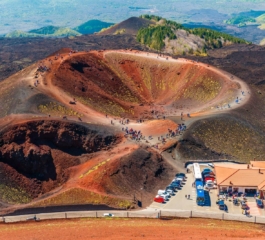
[195,180,205,206]
[193,163,202,181]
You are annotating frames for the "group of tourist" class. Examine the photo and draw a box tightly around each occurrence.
[122,127,143,142]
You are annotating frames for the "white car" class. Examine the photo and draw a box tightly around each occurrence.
[206,180,213,184]
[205,182,214,189]
[165,189,174,196]
[206,179,217,185]
[103,213,114,217]
[175,177,184,182]
[159,193,169,201]
[158,190,171,198]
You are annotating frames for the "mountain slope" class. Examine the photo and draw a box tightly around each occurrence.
[5,26,81,38]
[98,17,152,35]
[137,15,250,55]
[29,26,81,36]
[74,20,113,34]
[4,19,114,39]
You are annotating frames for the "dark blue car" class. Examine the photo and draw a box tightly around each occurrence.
[256,199,264,208]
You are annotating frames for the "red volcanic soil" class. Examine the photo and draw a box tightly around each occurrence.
[0,49,250,213]
[0,218,264,240]
[52,50,240,119]
[0,120,121,205]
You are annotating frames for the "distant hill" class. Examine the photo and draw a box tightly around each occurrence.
[256,14,265,29]
[98,17,152,35]
[5,26,81,38]
[74,20,113,34]
[5,30,39,38]
[224,10,265,29]
[29,26,81,36]
[225,16,256,27]
[4,20,113,39]
[137,15,250,56]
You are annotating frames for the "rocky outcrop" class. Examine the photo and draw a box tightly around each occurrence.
[0,120,121,200]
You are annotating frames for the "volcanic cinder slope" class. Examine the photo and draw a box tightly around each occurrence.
[0,49,249,214]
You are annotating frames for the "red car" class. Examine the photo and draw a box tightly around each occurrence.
[154,195,164,203]
[204,176,215,182]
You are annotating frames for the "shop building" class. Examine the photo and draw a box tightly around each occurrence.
[214,161,265,197]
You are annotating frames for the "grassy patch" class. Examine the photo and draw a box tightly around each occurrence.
[38,102,83,117]
[32,188,133,209]
[182,77,221,102]
[79,158,111,179]
[190,117,265,161]
[0,184,31,204]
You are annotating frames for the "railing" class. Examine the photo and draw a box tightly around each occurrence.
[184,159,245,168]
[2,209,265,224]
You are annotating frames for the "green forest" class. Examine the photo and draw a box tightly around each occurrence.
[137,15,250,52]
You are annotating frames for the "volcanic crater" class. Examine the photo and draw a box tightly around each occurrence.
[0,49,249,213]
[53,51,239,118]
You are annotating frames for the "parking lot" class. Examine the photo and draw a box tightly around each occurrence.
[148,163,265,217]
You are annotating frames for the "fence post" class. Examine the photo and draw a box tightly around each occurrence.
[254,216,256,224]
[65,213,67,219]
[96,211,98,218]
[222,213,224,220]
[127,212,129,218]
[157,210,161,219]
[190,210,192,218]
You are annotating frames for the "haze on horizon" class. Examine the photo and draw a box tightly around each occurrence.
[1,0,265,35]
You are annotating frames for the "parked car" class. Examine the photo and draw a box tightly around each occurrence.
[256,199,264,208]
[175,177,184,183]
[103,213,114,217]
[204,176,215,183]
[158,190,171,198]
[172,179,182,184]
[154,195,165,203]
[169,182,181,189]
[216,199,226,210]
[166,186,177,192]
[175,173,186,179]
[208,163,214,168]
[205,179,214,184]
[165,189,174,196]
[219,203,227,211]
[205,182,214,189]
[202,168,212,174]
[160,194,169,201]
[203,172,215,177]
[171,181,182,188]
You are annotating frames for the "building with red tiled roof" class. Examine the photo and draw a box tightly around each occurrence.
[214,162,265,198]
